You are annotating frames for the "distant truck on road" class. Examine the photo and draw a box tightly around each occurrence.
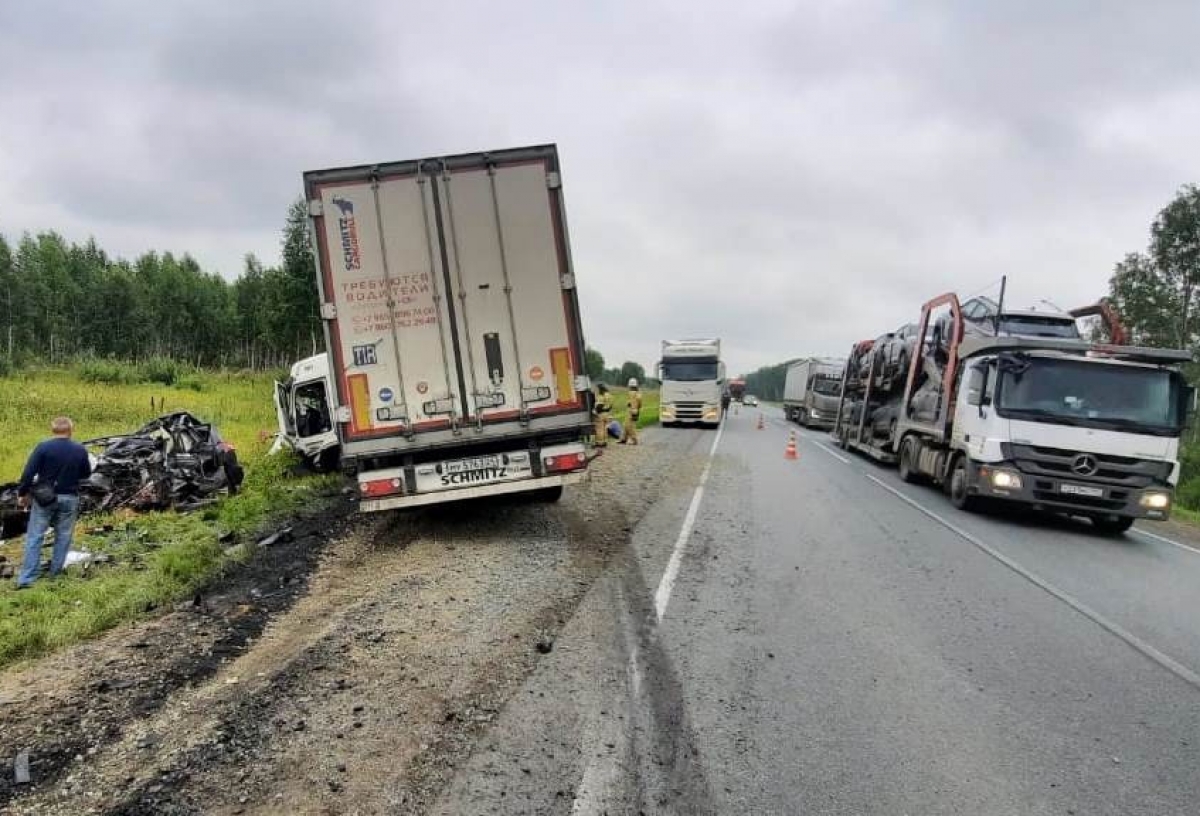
[291,145,594,511]
[658,339,725,428]
[783,358,845,428]
[833,292,1191,533]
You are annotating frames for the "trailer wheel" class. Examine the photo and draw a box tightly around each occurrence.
[898,437,921,484]
[1091,515,1133,535]
[948,455,979,512]
[535,486,564,503]
[797,408,808,427]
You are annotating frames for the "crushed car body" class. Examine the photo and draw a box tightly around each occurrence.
[0,411,244,540]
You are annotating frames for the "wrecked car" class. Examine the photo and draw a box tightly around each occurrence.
[0,412,245,540]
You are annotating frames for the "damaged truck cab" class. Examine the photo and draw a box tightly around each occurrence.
[274,353,340,471]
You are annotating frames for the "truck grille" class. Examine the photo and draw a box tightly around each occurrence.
[1003,443,1171,488]
[673,402,706,420]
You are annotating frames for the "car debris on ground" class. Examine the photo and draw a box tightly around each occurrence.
[0,412,245,542]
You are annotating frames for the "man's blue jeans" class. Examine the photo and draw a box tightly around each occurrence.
[17,494,80,587]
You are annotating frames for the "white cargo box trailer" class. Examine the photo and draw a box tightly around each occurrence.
[303,145,593,511]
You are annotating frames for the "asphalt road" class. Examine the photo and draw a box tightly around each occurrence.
[435,406,1200,815]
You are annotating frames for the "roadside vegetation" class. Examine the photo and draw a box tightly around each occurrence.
[0,367,339,668]
[609,387,661,428]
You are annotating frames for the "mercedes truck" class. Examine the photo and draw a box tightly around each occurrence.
[783,357,845,428]
[301,144,593,511]
[833,293,1191,533]
[658,339,725,428]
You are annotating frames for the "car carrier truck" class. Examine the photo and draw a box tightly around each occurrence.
[832,293,1192,533]
[658,338,725,427]
[783,357,845,428]
[301,144,593,511]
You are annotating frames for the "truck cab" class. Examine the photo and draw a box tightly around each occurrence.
[658,339,725,428]
[943,347,1188,531]
[274,353,340,471]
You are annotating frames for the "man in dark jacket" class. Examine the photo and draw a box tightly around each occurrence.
[15,416,92,588]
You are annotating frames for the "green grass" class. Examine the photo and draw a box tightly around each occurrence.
[0,366,336,669]
[608,388,660,427]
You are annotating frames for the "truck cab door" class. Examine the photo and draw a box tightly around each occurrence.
[274,381,296,441]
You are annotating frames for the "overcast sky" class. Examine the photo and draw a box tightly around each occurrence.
[2,1,1199,377]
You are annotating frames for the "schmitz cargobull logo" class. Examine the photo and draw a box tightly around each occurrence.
[332,197,362,270]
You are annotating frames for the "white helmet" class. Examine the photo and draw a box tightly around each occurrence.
[627,378,639,388]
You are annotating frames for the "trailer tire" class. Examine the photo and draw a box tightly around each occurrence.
[898,437,921,484]
[534,486,564,503]
[797,408,808,427]
[1091,515,1133,535]
[948,455,979,512]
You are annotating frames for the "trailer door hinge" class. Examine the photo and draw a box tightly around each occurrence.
[546,172,561,189]
[308,199,323,217]
[560,273,575,290]
[320,302,337,320]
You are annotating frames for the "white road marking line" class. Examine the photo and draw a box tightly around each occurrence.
[1131,526,1200,556]
[810,437,851,464]
[652,421,725,622]
[864,473,1200,692]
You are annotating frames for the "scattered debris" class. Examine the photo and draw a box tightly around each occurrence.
[256,527,294,549]
[13,750,30,785]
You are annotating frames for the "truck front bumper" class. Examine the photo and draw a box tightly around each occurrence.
[968,460,1173,520]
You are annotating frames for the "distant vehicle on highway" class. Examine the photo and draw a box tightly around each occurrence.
[834,290,1190,534]
[729,378,747,402]
[659,339,725,428]
[743,394,759,407]
[297,144,593,511]
[783,358,843,428]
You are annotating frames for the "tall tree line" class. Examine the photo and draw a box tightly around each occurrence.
[0,200,322,369]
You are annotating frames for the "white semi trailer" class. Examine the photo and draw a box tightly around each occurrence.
[299,145,594,511]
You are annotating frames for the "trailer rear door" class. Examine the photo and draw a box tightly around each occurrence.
[306,146,586,444]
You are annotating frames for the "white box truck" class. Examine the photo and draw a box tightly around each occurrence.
[658,339,725,428]
[300,145,593,511]
[783,358,845,428]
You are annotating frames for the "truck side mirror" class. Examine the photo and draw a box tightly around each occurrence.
[1182,385,1196,429]
[965,367,984,407]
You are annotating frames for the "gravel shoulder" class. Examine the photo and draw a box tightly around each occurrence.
[1,428,703,815]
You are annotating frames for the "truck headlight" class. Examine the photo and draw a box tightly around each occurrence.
[703,406,719,418]
[1140,491,1171,510]
[661,405,675,417]
[990,470,1022,490]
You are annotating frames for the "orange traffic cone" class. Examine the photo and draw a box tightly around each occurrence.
[757,414,765,430]
[784,431,799,460]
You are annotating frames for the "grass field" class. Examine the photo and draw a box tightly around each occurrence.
[0,367,336,668]
[608,387,660,427]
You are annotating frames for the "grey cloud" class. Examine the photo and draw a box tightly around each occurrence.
[2,0,1199,375]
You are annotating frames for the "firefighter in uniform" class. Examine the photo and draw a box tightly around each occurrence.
[622,378,642,445]
[592,383,613,448]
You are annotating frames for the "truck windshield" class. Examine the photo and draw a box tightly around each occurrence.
[996,357,1181,436]
[661,361,719,381]
[812,376,842,396]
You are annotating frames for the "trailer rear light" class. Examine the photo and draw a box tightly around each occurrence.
[543,452,588,474]
[361,477,404,498]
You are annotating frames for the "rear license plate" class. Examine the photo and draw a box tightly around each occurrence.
[444,454,503,474]
[1060,483,1104,498]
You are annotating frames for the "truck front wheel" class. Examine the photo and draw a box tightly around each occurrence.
[948,455,979,512]
[898,437,921,484]
[1092,515,1134,535]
